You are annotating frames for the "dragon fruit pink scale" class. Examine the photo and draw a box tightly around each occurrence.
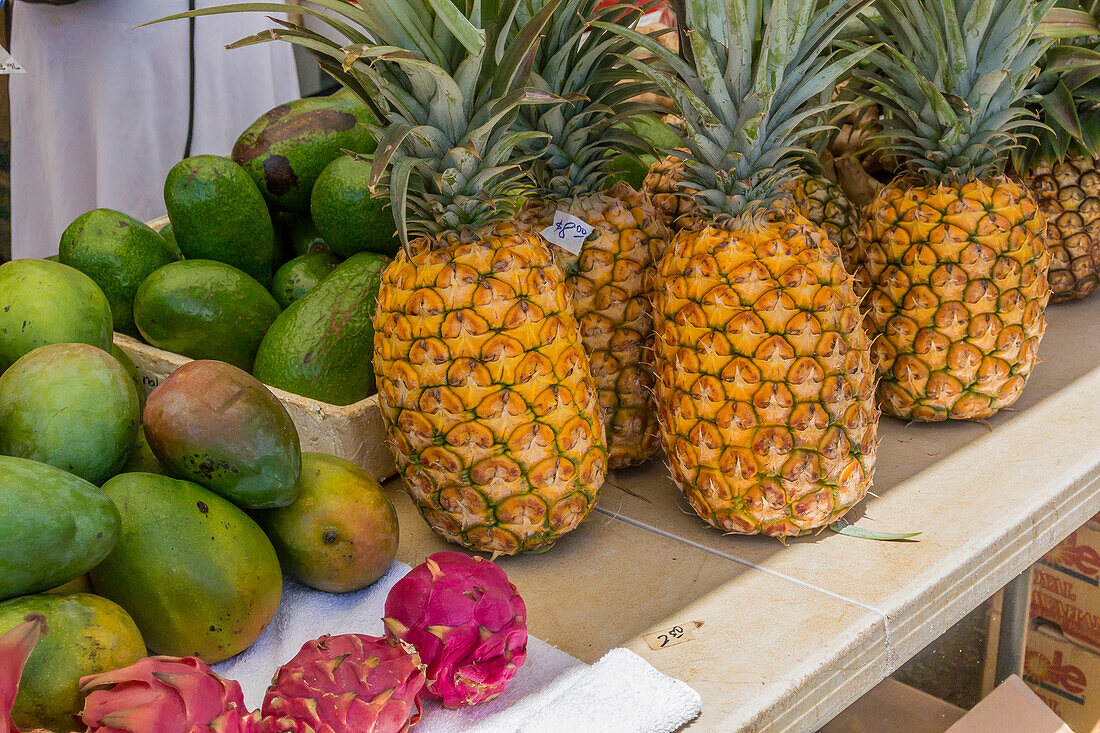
[1,616,48,733]
[383,552,528,708]
[260,634,425,733]
[79,656,260,733]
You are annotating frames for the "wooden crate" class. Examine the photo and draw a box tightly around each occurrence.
[125,216,396,481]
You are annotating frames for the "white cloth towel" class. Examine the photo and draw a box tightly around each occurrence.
[214,562,702,733]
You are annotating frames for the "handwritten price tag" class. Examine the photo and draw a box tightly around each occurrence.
[0,46,23,76]
[643,621,703,651]
[540,210,594,255]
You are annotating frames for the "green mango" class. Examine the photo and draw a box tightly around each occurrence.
[233,92,377,213]
[91,472,281,663]
[59,209,182,335]
[0,594,144,732]
[119,427,165,475]
[143,360,301,509]
[271,251,340,309]
[255,452,398,593]
[311,155,398,257]
[164,155,276,285]
[0,455,120,601]
[0,259,112,373]
[0,344,140,485]
[253,252,389,406]
[133,260,281,372]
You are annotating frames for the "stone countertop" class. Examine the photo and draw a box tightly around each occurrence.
[387,294,1100,732]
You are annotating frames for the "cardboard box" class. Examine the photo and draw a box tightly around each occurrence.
[821,678,965,732]
[1032,515,1100,651]
[951,675,1073,733]
[1023,623,1100,733]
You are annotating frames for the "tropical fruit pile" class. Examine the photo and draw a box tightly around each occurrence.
[57,88,396,407]
[0,274,402,728]
[120,0,1100,553]
[0,553,528,733]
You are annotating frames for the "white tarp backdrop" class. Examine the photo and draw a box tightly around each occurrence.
[11,0,301,259]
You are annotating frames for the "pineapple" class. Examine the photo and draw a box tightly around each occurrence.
[177,0,610,554]
[362,4,608,555]
[645,147,863,273]
[643,154,695,230]
[509,0,670,469]
[857,0,1054,421]
[1014,14,1100,302]
[786,172,862,274]
[606,0,880,537]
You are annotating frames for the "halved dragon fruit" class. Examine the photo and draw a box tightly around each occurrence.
[383,552,527,708]
[79,657,260,733]
[260,634,425,733]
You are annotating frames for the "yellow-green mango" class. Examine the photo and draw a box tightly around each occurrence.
[255,452,397,593]
[0,455,120,601]
[90,472,281,663]
[0,593,144,732]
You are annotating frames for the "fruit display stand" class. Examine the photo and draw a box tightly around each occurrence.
[381,293,1100,732]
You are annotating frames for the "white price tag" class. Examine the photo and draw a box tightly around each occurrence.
[643,621,703,651]
[540,210,594,255]
[0,46,23,75]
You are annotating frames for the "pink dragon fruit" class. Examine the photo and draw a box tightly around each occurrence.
[1,616,49,733]
[79,656,260,733]
[260,634,425,733]
[383,552,527,708]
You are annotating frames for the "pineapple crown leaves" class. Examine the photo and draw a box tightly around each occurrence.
[513,0,666,199]
[1013,2,1100,169]
[854,0,1061,184]
[144,0,567,248]
[598,0,876,224]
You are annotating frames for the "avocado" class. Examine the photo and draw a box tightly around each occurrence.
[311,155,398,257]
[232,93,377,213]
[59,209,182,335]
[133,260,281,372]
[253,252,389,405]
[164,155,276,285]
[155,221,184,260]
[272,251,340,308]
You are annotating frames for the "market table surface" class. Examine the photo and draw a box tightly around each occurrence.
[383,294,1100,733]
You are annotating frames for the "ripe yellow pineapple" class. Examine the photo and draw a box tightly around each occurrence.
[1012,28,1100,303]
[858,0,1054,421]
[644,154,862,273]
[643,154,694,231]
[217,0,611,554]
[511,0,670,469]
[1028,155,1100,301]
[607,0,880,536]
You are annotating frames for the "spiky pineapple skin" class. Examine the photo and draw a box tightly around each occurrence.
[372,232,607,555]
[654,211,879,537]
[1025,154,1100,302]
[786,174,862,275]
[643,156,695,231]
[513,182,668,469]
[859,178,1050,421]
